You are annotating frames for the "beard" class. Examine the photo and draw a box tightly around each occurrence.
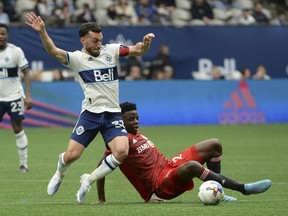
[86,46,101,57]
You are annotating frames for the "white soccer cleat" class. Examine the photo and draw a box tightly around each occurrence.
[47,171,64,195]
[76,174,91,203]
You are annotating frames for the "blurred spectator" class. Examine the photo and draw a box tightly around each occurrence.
[211,0,233,10]
[237,8,256,25]
[252,64,271,80]
[125,65,144,80]
[76,3,96,23]
[154,0,176,25]
[240,68,252,80]
[118,13,132,26]
[14,0,36,23]
[190,0,216,25]
[124,56,149,78]
[2,0,16,22]
[252,1,270,25]
[105,3,119,26]
[210,66,225,80]
[52,68,65,81]
[270,9,288,26]
[34,0,55,20]
[34,0,63,27]
[0,1,10,24]
[134,0,158,25]
[149,44,174,79]
[115,0,138,25]
[163,65,174,79]
[55,0,76,26]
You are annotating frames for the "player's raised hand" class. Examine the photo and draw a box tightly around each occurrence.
[25,12,45,32]
[143,33,155,46]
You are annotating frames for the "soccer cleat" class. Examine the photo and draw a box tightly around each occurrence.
[76,174,91,203]
[222,194,237,202]
[243,179,271,195]
[19,165,29,173]
[47,171,65,195]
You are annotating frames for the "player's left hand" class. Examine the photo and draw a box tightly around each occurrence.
[143,33,155,46]
[25,97,33,110]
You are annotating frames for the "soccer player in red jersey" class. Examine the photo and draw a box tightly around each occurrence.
[96,102,271,203]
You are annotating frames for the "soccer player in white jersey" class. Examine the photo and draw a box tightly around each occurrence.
[0,23,32,173]
[26,12,155,203]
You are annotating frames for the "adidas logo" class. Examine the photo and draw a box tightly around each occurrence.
[218,80,266,124]
[88,57,93,61]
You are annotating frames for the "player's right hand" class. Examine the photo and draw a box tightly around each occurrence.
[25,12,45,32]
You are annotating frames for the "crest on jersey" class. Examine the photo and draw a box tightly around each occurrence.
[105,54,113,63]
[5,56,10,62]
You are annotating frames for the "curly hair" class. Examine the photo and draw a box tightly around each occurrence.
[120,102,137,114]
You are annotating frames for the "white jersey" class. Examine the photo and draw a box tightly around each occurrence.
[66,44,122,113]
[0,43,29,101]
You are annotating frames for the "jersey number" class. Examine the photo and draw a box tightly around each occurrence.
[111,120,124,128]
[11,101,24,115]
[172,154,183,163]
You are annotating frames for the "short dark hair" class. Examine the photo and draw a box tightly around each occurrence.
[0,23,9,33]
[79,22,101,38]
[120,102,137,114]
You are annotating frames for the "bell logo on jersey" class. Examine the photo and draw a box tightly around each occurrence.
[79,66,118,83]
[94,69,114,82]
[0,68,8,78]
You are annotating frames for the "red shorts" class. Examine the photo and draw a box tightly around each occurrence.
[154,145,203,200]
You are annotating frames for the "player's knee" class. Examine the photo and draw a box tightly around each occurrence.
[210,138,222,154]
[113,147,128,163]
[64,151,81,164]
[183,161,203,174]
[11,121,23,134]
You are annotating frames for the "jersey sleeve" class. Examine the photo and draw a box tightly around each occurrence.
[119,45,129,57]
[15,47,29,70]
[65,51,79,71]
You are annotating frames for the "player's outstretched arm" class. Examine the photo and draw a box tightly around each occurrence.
[128,33,155,57]
[25,12,67,65]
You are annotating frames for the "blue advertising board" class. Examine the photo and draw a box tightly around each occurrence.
[11,80,287,127]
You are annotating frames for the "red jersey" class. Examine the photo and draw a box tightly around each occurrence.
[119,131,168,202]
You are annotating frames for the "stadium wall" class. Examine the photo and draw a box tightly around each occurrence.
[1,79,286,128]
[9,26,288,79]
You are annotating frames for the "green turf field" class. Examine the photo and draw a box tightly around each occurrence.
[0,124,287,216]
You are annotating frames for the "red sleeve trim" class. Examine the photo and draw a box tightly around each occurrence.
[119,45,129,57]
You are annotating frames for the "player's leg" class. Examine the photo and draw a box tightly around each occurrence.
[77,136,128,203]
[11,120,29,172]
[7,98,28,172]
[90,136,128,180]
[194,139,236,201]
[195,138,222,173]
[47,139,84,195]
[177,161,271,195]
[76,113,129,203]
[48,110,97,196]
[198,165,271,195]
